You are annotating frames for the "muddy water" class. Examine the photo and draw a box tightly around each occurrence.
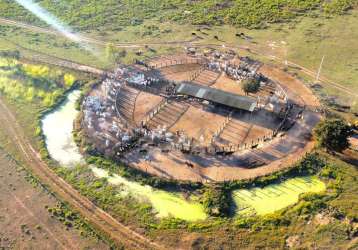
[41,90,84,167]
[41,90,325,221]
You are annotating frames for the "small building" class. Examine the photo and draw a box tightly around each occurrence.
[175,82,257,112]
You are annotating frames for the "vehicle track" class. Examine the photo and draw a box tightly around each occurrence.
[0,97,164,250]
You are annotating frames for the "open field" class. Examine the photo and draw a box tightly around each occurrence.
[0,148,107,249]
[1,8,358,113]
[1,0,356,30]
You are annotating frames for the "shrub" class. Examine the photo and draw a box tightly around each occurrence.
[313,119,353,152]
[202,186,231,217]
[241,78,260,95]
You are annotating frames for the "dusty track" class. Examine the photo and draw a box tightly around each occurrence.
[0,97,164,250]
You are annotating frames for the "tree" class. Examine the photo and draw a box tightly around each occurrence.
[313,118,353,152]
[242,77,260,95]
[202,186,231,217]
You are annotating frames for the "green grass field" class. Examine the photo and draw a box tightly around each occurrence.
[1,0,357,29]
[1,5,358,111]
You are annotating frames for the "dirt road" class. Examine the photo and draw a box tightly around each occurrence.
[0,97,164,250]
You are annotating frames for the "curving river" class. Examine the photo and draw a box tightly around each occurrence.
[41,90,325,221]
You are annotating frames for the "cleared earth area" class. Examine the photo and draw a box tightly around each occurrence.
[82,53,320,182]
[0,149,107,249]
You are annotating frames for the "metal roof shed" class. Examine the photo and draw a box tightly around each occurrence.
[175,82,257,112]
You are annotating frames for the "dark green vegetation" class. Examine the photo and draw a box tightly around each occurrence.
[1,0,357,30]
[51,149,358,249]
[202,186,231,217]
[314,118,354,152]
[241,77,260,95]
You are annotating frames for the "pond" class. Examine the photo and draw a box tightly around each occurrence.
[233,176,325,216]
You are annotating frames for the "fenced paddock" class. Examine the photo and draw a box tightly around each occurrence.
[159,63,202,82]
[191,69,220,86]
[115,85,140,125]
[146,55,206,70]
[143,100,190,130]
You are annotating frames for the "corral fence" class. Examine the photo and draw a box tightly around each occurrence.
[188,65,206,81]
[145,57,207,70]
[168,130,276,156]
[126,81,164,96]
[141,99,169,127]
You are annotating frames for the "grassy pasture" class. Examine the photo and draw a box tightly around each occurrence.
[1,6,358,111]
[1,0,357,30]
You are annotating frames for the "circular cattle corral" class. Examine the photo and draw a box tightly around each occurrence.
[80,51,321,182]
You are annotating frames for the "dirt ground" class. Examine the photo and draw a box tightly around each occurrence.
[86,55,321,182]
[124,63,321,182]
[133,91,163,125]
[127,109,319,182]
[211,74,245,96]
[169,105,228,145]
[159,63,201,82]
[258,65,320,107]
[0,150,107,250]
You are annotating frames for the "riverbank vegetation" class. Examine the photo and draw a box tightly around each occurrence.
[0,54,76,107]
[0,52,81,146]
[46,146,358,249]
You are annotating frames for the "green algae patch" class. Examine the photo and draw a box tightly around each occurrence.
[233,176,326,216]
[91,167,207,221]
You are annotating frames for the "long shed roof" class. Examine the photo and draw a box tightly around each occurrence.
[175,82,257,112]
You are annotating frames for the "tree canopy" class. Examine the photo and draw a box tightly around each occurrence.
[242,78,260,95]
[313,118,353,152]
